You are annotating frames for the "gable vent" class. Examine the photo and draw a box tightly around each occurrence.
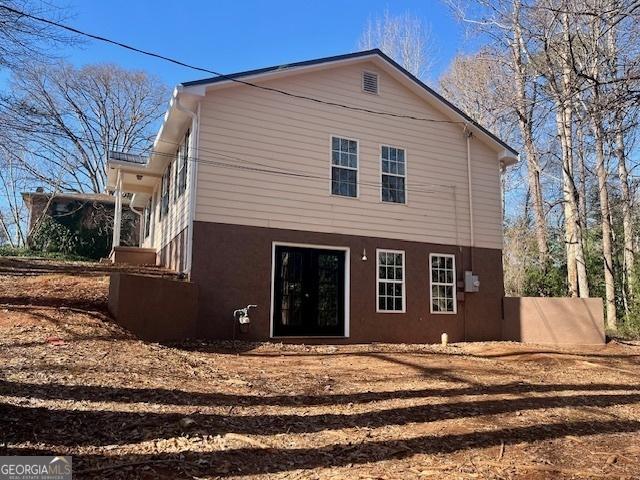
[362,71,379,94]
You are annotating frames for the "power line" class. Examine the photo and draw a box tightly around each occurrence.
[3,121,455,192]
[0,4,465,126]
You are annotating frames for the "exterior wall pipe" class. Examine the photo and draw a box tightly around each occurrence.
[464,125,475,272]
[465,125,475,249]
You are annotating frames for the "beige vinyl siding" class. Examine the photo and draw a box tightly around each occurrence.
[194,61,503,249]
[142,145,191,256]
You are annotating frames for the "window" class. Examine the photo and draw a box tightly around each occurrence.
[177,129,189,197]
[377,249,405,312]
[430,254,457,314]
[144,198,151,238]
[381,146,406,203]
[161,162,172,217]
[331,136,358,198]
[174,148,180,201]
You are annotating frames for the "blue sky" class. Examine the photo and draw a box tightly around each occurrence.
[64,0,469,88]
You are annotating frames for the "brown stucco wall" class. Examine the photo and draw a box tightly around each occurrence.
[190,221,504,343]
[159,227,188,272]
[108,273,198,342]
[503,297,605,345]
[111,246,157,266]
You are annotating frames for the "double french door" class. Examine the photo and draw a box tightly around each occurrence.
[273,245,346,336]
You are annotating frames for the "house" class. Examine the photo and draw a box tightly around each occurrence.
[106,49,518,343]
[22,189,140,258]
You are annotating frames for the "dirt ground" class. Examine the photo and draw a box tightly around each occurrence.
[0,257,639,479]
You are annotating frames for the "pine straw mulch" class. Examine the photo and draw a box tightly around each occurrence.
[0,257,639,479]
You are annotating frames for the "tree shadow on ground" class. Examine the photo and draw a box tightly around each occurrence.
[171,341,640,361]
[10,419,640,478]
[466,349,640,361]
[0,378,637,408]
[0,307,123,338]
[2,379,640,447]
[0,296,109,312]
[0,256,174,277]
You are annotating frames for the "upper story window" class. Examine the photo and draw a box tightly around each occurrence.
[377,249,405,313]
[381,145,406,204]
[430,253,456,314]
[177,129,190,197]
[161,162,172,217]
[331,136,358,198]
[144,198,151,238]
[173,148,180,202]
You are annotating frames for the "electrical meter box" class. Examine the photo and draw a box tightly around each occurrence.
[464,271,480,292]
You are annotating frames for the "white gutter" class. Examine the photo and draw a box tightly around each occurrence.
[174,89,199,275]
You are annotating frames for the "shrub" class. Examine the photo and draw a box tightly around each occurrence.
[29,210,114,260]
[522,263,567,297]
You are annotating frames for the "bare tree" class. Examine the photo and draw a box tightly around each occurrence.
[510,0,549,267]
[605,3,639,317]
[568,0,617,326]
[358,10,436,80]
[0,153,27,246]
[1,62,168,193]
[439,49,514,132]
[0,149,65,246]
[0,0,75,71]
[445,0,551,269]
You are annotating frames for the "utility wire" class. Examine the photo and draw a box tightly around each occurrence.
[4,122,455,191]
[0,4,465,125]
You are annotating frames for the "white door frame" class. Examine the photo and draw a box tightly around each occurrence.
[270,241,350,338]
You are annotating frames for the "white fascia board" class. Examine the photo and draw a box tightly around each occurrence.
[181,53,380,94]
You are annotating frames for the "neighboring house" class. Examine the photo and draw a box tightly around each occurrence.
[22,189,140,256]
[106,49,518,343]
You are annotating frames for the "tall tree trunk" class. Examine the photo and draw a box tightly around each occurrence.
[511,0,548,267]
[592,112,617,328]
[581,4,617,328]
[559,10,590,298]
[615,120,635,304]
[557,107,583,297]
[575,126,588,233]
[606,13,636,312]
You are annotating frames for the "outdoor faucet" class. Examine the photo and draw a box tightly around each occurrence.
[233,304,257,325]
[232,305,257,348]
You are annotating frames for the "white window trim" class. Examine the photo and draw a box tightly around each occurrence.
[376,248,406,314]
[362,70,379,95]
[429,253,457,314]
[379,144,408,204]
[270,241,351,338]
[329,134,360,199]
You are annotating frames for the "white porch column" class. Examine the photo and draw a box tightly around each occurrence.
[112,170,122,249]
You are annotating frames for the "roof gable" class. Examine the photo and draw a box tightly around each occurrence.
[180,49,518,159]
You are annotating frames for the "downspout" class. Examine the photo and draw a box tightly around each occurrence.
[174,89,199,275]
[112,169,123,250]
[129,203,144,247]
[465,124,475,264]
[464,125,474,343]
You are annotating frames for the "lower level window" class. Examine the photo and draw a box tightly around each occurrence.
[430,253,456,313]
[377,249,405,312]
